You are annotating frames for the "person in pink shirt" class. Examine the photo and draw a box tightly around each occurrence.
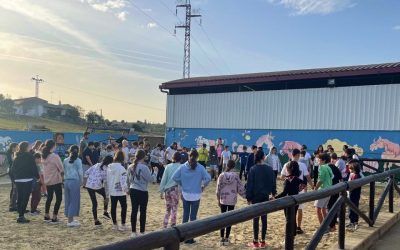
[216,160,246,246]
[42,140,64,224]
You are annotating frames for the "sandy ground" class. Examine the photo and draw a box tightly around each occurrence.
[0,178,391,250]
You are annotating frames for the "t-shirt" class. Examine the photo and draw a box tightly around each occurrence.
[122,147,130,163]
[129,148,137,157]
[238,152,250,166]
[318,164,333,189]
[281,160,309,182]
[165,147,176,162]
[82,148,95,166]
[221,151,231,164]
[335,159,347,178]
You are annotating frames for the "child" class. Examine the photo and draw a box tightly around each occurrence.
[246,150,277,248]
[275,161,303,238]
[314,153,333,225]
[347,159,362,231]
[238,146,250,181]
[85,155,113,226]
[220,146,232,171]
[216,160,245,246]
[208,146,219,181]
[128,150,153,237]
[265,146,281,179]
[107,151,128,231]
[30,153,43,215]
[198,143,209,168]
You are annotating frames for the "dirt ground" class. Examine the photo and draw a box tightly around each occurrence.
[0,179,391,250]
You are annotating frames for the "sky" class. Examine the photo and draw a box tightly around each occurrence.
[0,0,399,123]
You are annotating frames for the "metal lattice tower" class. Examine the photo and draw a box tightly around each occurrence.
[175,0,201,79]
[31,75,44,98]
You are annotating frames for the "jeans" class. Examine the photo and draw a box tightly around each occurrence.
[239,164,247,181]
[220,205,235,238]
[111,195,127,225]
[182,199,200,224]
[130,189,149,233]
[64,179,81,217]
[16,181,33,218]
[45,183,63,215]
[87,187,108,220]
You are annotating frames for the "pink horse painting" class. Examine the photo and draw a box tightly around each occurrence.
[255,133,275,151]
[280,141,302,159]
[370,137,400,169]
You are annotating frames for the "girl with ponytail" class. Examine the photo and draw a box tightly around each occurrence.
[63,145,83,227]
[42,140,64,224]
[172,149,211,244]
[127,150,153,237]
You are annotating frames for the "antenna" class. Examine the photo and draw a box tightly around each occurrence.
[31,75,44,98]
[175,0,201,79]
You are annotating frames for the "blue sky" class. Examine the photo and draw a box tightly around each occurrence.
[0,0,399,122]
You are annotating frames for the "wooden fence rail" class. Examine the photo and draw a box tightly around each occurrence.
[93,159,400,250]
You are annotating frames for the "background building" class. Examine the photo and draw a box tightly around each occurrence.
[160,62,400,167]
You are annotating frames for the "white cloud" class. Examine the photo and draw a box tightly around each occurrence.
[268,0,355,15]
[116,11,128,21]
[147,22,158,29]
[394,25,400,31]
[0,0,107,55]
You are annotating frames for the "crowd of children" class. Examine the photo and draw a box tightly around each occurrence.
[6,133,366,248]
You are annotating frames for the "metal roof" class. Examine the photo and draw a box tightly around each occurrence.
[160,62,400,90]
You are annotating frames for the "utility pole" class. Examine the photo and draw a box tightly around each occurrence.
[175,0,201,79]
[31,75,44,98]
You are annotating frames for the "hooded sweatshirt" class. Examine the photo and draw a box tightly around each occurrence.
[216,171,245,206]
[42,153,64,186]
[127,162,152,192]
[107,162,128,196]
[11,152,39,181]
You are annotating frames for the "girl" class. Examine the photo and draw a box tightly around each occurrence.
[11,141,39,223]
[30,153,43,215]
[313,145,324,186]
[42,140,64,224]
[173,150,211,244]
[208,146,219,181]
[216,159,245,246]
[85,155,113,226]
[265,146,282,178]
[107,151,128,231]
[7,142,18,212]
[128,150,153,237]
[159,152,182,228]
[63,145,83,227]
[30,140,43,154]
[347,160,362,231]
[275,161,302,238]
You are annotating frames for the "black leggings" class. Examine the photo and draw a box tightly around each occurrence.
[313,166,319,186]
[16,181,33,218]
[130,189,149,233]
[253,198,268,241]
[111,195,127,225]
[87,188,108,220]
[220,205,235,238]
[239,165,247,181]
[45,183,62,215]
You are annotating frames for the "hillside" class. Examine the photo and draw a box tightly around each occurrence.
[0,113,86,132]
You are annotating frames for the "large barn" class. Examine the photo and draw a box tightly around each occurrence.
[160,62,400,164]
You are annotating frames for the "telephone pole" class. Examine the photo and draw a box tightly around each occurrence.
[31,75,44,98]
[175,0,201,79]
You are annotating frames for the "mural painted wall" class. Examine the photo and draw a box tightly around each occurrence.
[166,128,400,171]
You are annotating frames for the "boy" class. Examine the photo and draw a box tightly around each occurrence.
[198,143,209,168]
[314,153,333,226]
[220,146,232,171]
[238,146,249,181]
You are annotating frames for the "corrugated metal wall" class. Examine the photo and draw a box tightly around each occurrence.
[166,84,400,130]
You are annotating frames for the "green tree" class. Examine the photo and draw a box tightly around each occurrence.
[85,111,104,125]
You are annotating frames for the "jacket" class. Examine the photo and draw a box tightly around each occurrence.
[63,157,83,182]
[265,153,282,172]
[246,164,277,202]
[42,153,64,186]
[275,176,302,199]
[127,162,152,192]
[85,163,108,192]
[216,171,245,205]
[172,162,211,195]
[11,152,39,180]
[159,162,181,193]
[107,162,128,196]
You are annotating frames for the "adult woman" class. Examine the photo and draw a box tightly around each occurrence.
[107,151,128,231]
[85,155,113,226]
[42,140,64,224]
[173,150,211,244]
[128,150,153,237]
[63,145,83,227]
[159,152,182,228]
[7,142,18,212]
[265,146,282,178]
[11,141,39,223]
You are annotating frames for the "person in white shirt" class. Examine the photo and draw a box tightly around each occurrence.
[281,148,313,235]
[121,140,130,167]
[265,146,282,178]
[129,141,138,162]
[164,142,177,164]
[220,146,232,170]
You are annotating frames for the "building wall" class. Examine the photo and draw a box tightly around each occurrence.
[166,84,400,131]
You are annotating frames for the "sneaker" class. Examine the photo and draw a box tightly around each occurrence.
[131,232,138,238]
[17,217,30,223]
[95,220,102,226]
[118,224,128,231]
[67,221,80,227]
[103,212,111,220]
[50,219,61,225]
[112,224,118,230]
[184,239,196,244]
[247,241,260,249]
[30,211,40,216]
[44,216,51,222]
[296,227,304,234]
[346,223,354,228]
[223,238,230,246]
[259,241,267,249]
[220,238,225,246]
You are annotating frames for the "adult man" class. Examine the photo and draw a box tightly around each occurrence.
[82,141,96,186]
[198,143,209,168]
[281,148,313,234]
[164,142,177,164]
[79,132,90,159]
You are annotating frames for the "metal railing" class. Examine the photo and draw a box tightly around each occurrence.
[93,159,400,250]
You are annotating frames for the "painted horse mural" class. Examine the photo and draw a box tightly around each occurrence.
[280,141,302,159]
[370,137,400,169]
[256,132,275,151]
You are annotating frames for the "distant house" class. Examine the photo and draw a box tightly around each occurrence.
[13,97,74,118]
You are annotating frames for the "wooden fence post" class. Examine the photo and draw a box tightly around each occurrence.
[338,192,346,250]
[369,181,375,223]
[285,206,296,250]
[389,175,394,213]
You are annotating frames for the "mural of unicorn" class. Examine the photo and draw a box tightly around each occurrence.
[280,141,302,159]
[370,137,400,169]
[255,132,275,151]
[0,136,12,152]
